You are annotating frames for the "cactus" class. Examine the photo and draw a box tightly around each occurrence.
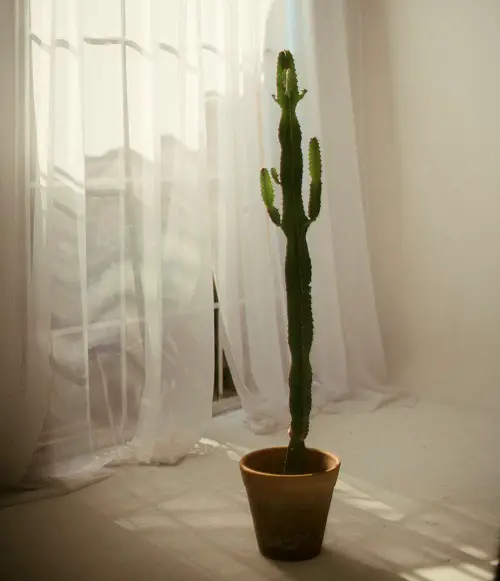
[260,50,322,474]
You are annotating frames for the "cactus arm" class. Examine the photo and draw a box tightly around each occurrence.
[260,168,281,227]
[297,88,307,103]
[308,137,322,222]
[271,167,281,185]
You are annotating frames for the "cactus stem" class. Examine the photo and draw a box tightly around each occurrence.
[260,50,323,475]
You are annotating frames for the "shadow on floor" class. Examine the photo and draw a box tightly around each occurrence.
[272,547,404,580]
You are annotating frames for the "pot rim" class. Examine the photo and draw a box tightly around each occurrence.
[239,446,341,479]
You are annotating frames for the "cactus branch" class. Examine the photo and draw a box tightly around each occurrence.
[308,137,322,222]
[260,168,281,227]
[271,167,281,185]
[297,89,307,103]
[260,50,323,474]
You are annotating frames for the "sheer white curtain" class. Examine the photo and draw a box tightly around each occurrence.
[24,0,221,482]
[5,0,389,488]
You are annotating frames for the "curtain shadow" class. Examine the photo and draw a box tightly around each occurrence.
[272,547,404,581]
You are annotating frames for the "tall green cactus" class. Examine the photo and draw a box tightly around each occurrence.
[260,50,322,474]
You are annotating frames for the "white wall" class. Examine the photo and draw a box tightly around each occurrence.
[359,0,500,413]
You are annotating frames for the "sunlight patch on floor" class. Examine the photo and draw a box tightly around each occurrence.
[457,546,491,561]
[335,479,406,521]
[403,563,494,581]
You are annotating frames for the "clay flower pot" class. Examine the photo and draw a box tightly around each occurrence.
[240,446,341,561]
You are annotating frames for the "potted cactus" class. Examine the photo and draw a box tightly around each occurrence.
[239,50,341,561]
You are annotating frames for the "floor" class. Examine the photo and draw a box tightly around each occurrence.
[1,397,499,581]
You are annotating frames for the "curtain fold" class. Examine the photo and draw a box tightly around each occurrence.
[309,0,391,407]
[7,0,390,490]
[25,0,217,482]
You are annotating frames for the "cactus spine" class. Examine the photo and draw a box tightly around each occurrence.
[260,50,322,474]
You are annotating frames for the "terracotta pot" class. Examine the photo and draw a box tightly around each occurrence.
[240,446,341,561]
